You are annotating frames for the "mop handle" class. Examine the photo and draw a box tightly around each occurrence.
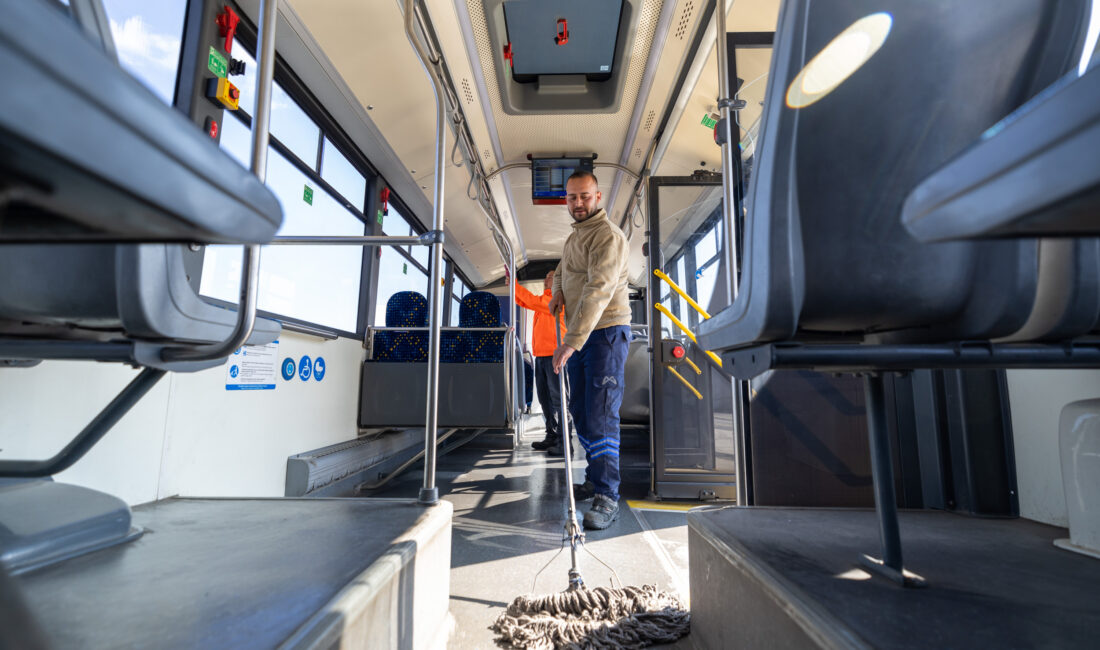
[553,307,583,579]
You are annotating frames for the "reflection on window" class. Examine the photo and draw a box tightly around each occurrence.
[449,276,469,326]
[374,247,429,326]
[104,0,186,105]
[231,39,257,115]
[201,147,365,332]
[694,224,721,314]
[385,206,429,270]
[321,138,366,210]
[675,256,688,325]
[218,111,252,168]
[270,82,320,165]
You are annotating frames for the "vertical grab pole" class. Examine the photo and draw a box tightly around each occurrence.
[406,0,445,505]
[485,215,516,424]
[714,0,749,505]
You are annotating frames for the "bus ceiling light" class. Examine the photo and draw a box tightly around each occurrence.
[785,12,892,109]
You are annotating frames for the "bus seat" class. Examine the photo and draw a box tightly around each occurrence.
[372,292,429,362]
[458,291,504,362]
[0,0,282,243]
[697,0,1092,355]
[0,244,281,370]
[0,1,283,372]
[901,65,1100,242]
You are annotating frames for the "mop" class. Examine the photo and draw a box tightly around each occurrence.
[492,313,690,650]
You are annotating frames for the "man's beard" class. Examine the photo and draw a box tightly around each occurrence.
[572,206,596,221]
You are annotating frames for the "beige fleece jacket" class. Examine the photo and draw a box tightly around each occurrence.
[551,209,631,350]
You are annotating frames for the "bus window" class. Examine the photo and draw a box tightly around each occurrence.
[321,138,367,212]
[374,246,429,327]
[104,0,186,105]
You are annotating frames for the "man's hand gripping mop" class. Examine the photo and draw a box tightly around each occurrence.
[491,308,690,649]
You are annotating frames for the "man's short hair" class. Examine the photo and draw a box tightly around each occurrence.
[566,170,599,189]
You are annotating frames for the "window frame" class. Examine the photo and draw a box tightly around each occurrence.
[194,9,470,340]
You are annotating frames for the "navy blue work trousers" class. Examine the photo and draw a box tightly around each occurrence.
[566,325,630,500]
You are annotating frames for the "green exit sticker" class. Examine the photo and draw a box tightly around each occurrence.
[303,185,314,205]
[700,113,718,129]
[376,209,384,225]
[208,47,228,78]
[402,263,408,275]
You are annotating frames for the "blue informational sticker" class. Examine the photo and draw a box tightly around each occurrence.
[281,357,296,381]
[233,347,242,355]
[298,355,313,381]
[313,356,326,381]
[229,365,240,378]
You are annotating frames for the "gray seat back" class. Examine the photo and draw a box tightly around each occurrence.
[699,0,1091,352]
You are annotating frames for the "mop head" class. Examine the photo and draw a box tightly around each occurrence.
[491,584,690,649]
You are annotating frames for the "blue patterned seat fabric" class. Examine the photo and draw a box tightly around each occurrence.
[373,291,428,362]
[458,291,504,363]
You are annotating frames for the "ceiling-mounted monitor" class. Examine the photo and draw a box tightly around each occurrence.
[502,0,624,83]
[531,157,594,205]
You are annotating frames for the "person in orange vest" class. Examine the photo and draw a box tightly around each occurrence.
[515,270,573,454]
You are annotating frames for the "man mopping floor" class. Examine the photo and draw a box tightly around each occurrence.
[549,170,632,531]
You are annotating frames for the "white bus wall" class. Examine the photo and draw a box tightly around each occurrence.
[1007,369,1100,528]
[0,332,363,506]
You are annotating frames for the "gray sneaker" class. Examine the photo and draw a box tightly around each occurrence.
[583,494,620,530]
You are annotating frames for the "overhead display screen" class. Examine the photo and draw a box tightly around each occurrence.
[502,0,623,81]
[531,157,594,205]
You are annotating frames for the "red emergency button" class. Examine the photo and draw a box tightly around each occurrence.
[205,118,219,139]
[672,345,685,359]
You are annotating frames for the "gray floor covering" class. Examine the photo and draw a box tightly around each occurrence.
[367,416,697,649]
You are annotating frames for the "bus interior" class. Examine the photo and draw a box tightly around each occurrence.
[2,0,1100,648]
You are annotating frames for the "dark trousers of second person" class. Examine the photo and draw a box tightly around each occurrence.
[566,325,630,499]
[534,355,568,443]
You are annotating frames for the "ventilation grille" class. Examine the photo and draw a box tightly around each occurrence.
[461,78,475,105]
[644,109,656,133]
[675,0,695,40]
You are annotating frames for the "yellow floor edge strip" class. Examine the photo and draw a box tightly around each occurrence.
[625,500,697,512]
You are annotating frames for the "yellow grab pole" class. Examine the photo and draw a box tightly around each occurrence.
[654,269,711,320]
[667,366,703,400]
[683,356,702,375]
[654,302,723,367]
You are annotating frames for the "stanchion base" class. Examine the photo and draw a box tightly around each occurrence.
[860,554,928,588]
[417,487,440,505]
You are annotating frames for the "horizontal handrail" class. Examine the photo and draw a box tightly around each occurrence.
[654,269,711,320]
[270,232,440,246]
[369,326,508,332]
[654,302,723,367]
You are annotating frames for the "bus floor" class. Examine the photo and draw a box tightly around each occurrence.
[366,415,697,649]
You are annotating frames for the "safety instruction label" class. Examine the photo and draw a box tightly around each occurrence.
[226,341,279,390]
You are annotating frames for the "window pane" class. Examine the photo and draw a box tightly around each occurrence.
[694,225,720,313]
[218,111,252,168]
[374,247,429,326]
[382,206,413,237]
[449,294,461,326]
[104,0,186,105]
[201,148,365,331]
[321,138,366,210]
[231,39,257,116]
[270,82,319,166]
